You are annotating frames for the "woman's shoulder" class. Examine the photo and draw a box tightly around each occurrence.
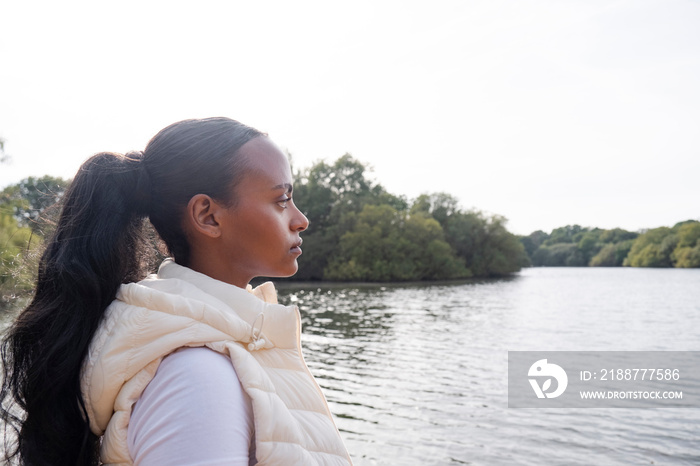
[134,346,247,416]
[128,346,255,464]
[157,346,239,384]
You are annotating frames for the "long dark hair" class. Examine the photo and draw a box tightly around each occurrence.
[0,117,263,465]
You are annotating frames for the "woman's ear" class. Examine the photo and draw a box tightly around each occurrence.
[184,194,222,238]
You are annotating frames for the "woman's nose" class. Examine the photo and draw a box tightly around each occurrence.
[292,205,309,232]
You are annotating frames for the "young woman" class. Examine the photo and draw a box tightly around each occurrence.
[0,118,352,465]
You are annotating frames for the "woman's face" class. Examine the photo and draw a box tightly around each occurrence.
[216,136,309,287]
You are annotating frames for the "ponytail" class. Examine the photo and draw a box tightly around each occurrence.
[1,151,153,464]
[1,117,262,465]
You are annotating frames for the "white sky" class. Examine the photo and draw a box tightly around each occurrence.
[1,0,698,235]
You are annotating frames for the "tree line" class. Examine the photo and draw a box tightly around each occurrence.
[289,154,527,282]
[2,152,697,310]
[520,221,700,268]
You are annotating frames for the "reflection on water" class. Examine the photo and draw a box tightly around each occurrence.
[277,268,700,466]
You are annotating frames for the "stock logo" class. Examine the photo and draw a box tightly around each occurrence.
[528,359,568,399]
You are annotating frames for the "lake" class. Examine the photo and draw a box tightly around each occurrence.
[276,267,700,466]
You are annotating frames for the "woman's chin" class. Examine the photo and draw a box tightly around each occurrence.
[263,263,299,279]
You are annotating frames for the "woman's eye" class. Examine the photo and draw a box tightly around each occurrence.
[277,196,291,208]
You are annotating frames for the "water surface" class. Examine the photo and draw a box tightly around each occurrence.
[277,268,700,465]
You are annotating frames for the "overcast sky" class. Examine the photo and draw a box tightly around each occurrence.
[1,0,698,235]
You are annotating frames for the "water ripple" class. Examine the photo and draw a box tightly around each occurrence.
[278,269,700,465]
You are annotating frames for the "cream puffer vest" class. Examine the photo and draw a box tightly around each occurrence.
[80,260,352,465]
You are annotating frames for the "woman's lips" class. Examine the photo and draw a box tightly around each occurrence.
[290,238,303,255]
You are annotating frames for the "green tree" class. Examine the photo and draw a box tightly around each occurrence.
[410,194,526,275]
[0,176,69,309]
[292,159,523,280]
[531,243,583,266]
[442,210,526,276]
[624,227,674,267]
[577,232,600,265]
[599,228,638,244]
[0,211,42,309]
[624,221,700,268]
[544,225,587,245]
[589,239,635,266]
[402,212,470,279]
[520,230,549,259]
[410,192,461,226]
[325,204,469,281]
[1,176,70,234]
[525,225,641,267]
[671,221,700,268]
[672,245,700,268]
[293,155,406,280]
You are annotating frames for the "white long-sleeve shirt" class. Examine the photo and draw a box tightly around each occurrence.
[128,347,256,465]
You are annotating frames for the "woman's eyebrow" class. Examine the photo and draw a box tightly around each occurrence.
[271,183,293,193]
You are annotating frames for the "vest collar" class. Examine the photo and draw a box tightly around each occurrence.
[152,259,298,350]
